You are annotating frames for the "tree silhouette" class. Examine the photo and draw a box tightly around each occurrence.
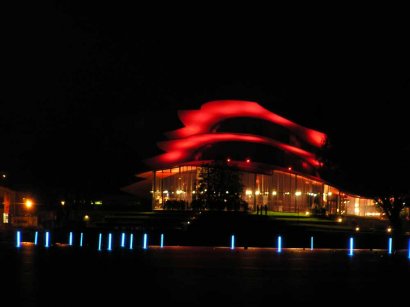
[192,160,246,211]
[375,194,409,236]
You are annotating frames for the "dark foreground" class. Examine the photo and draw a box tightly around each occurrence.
[2,243,409,307]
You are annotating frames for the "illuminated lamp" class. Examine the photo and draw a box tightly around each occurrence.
[129,234,134,250]
[98,233,102,251]
[16,231,21,248]
[69,232,73,246]
[45,232,50,248]
[107,233,112,251]
[34,231,38,245]
[277,236,282,253]
[143,233,148,250]
[408,239,410,259]
[349,237,354,256]
[231,235,235,250]
[160,234,164,248]
[80,233,83,247]
[121,233,126,248]
[388,237,392,254]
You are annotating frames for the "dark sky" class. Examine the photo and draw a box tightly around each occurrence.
[2,3,410,199]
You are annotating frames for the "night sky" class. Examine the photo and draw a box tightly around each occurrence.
[2,3,409,201]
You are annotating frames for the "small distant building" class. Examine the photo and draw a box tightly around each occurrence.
[123,100,380,217]
[0,185,38,227]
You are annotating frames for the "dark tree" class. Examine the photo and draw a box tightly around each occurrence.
[375,194,409,235]
[194,160,246,211]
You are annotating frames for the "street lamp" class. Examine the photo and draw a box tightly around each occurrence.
[25,199,33,209]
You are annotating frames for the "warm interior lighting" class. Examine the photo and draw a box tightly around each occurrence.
[387,227,392,233]
[295,191,302,196]
[337,217,343,223]
[305,211,310,216]
[355,226,360,232]
[272,191,277,196]
[245,190,252,196]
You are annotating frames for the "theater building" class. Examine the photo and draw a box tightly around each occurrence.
[124,100,379,217]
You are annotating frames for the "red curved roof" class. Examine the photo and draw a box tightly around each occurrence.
[145,100,326,170]
[167,100,326,147]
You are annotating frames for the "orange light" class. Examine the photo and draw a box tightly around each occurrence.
[25,199,33,209]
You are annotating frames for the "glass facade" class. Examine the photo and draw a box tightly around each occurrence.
[151,165,380,217]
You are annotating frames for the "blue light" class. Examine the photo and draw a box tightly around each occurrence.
[45,232,50,248]
[121,233,125,248]
[34,231,38,245]
[388,237,392,255]
[69,232,73,246]
[80,233,83,247]
[129,234,134,250]
[277,236,282,253]
[143,233,148,250]
[349,237,354,256]
[230,235,235,250]
[408,239,410,259]
[16,231,21,248]
[108,233,112,251]
[160,234,164,248]
[310,236,314,250]
[98,233,102,251]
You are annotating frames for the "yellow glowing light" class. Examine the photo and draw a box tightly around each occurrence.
[176,190,183,195]
[337,217,343,223]
[295,191,302,196]
[387,227,392,233]
[305,211,310,216]
[272,191,277,196]
[245,190,252,196]
[255,191,260,196]
[355,226,360,232]
[25,199,33,209]
[328,192,332,196]
[83,215,90,221]
[61,200,65,206]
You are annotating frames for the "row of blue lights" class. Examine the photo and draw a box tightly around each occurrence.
[16,231,163,251]
[16,231,410,259]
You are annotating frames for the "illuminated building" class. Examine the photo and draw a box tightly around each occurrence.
[124,100,379,217]
[0,186,38,226]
